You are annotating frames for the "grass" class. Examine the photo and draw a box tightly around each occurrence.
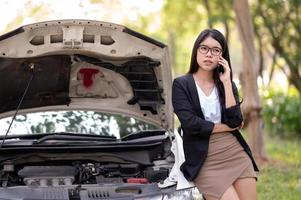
[257,135,301,200]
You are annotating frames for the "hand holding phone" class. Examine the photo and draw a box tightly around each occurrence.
[218,56,231,83]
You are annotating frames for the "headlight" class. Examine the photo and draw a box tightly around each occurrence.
[162,187,203,200]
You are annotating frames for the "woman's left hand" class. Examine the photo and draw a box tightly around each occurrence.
[218,56,231,83]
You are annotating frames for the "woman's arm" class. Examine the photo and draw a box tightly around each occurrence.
[223,82,244,128]
[223,81,236,108]
[218,56,243,128]
[214,82,243,133]
[212,123,239,133]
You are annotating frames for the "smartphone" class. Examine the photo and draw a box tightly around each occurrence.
[218,64,224,74]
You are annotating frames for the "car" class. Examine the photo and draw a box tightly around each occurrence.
[0,19,200,200]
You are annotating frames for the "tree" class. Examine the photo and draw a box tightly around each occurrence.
[253,0,301,93]
[202,0,234,42]
[162,0,206,74]
[233,0,267,160]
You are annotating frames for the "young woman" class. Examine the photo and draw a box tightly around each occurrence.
[172,29,259,200]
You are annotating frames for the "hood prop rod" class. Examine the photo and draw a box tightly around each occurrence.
[1,63,35,148]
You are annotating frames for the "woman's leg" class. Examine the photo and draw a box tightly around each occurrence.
[233,178,257,200]
[203,185,240,200]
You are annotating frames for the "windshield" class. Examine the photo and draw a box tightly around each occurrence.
[0,111,161,139]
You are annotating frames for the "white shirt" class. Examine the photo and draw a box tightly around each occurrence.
[195,82,221,123]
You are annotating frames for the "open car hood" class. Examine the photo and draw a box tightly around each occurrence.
[0,20,173,131]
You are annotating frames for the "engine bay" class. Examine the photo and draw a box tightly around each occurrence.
[0,161,171,188]
[0,133,176,199]
[0,154,175,200]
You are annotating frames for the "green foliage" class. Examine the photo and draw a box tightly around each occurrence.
[162,0,205,36]
[257,136,301,200]
[266,136,301,167]
[258,166,301,200]
[262,87,301,138]
[252,0,301,93]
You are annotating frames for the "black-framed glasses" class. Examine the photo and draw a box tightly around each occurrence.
[198,45,222,56]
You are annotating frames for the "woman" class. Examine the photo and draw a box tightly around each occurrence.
[172,29,259,200]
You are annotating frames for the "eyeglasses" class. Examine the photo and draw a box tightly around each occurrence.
[198,45,222,56]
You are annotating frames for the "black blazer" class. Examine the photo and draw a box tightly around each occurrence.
[172,73,259,181]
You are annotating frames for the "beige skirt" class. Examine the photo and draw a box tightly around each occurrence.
[193,132,257,199]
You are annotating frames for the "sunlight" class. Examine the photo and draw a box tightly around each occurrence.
[0,0,164,33]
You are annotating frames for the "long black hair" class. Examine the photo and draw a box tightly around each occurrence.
[188,29,233,108]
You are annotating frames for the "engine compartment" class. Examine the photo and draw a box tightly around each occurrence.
[0,133,174,190]
[0,157,174,199]
[0,161,170,188]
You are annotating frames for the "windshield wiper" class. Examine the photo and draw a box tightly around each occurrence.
[121,130,165,141]
[33,132,116,145]
[1,63,35,148]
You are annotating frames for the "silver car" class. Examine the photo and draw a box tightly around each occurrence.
[0,20,200,200]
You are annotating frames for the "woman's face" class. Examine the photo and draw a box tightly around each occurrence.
[196,36,222,72]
